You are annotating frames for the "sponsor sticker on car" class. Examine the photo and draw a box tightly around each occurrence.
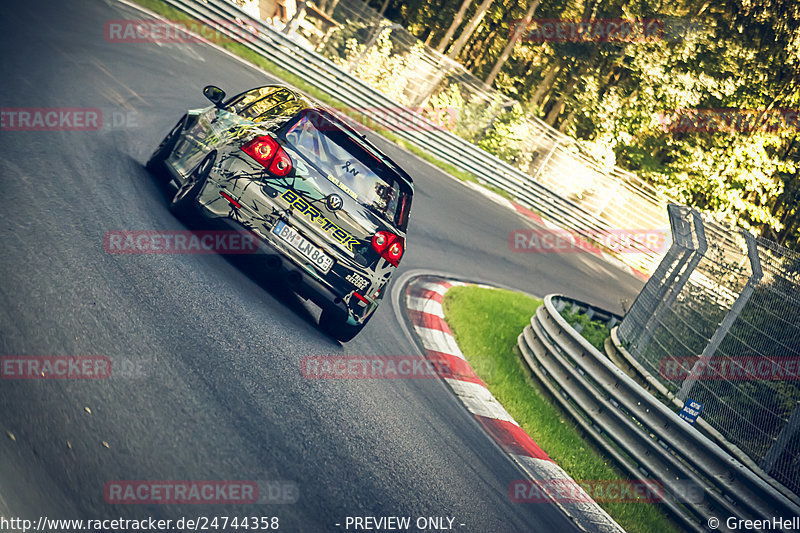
[346,272,369,291]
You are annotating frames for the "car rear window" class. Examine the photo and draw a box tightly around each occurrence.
[282,110,411,230]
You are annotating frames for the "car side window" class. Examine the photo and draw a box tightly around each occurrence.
[228,87,295,121]
[263,100,306,120]
[226,86,280,113]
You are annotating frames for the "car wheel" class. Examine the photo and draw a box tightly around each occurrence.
[146,116,185,177]
[169,151,215,219]
[319,308,367,342]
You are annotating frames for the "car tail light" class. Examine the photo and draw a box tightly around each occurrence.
[371,230,404,266]
[241,135,293,177]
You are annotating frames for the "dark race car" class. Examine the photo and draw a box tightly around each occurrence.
[146,85,413,341]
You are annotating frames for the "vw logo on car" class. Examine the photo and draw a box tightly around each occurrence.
[326,193,343,211]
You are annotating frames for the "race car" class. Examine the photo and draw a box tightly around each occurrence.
[146,85,413,341]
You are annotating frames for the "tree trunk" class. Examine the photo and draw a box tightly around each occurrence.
[531,61,560,107]
[377,0,390,17]
[446,0,494,60]
[483,0,540,88]
[777,213,798,246]
[326,0,341,16]
[558,110,575,133]
[465,27,497,70]
[283,1,308,34]
[436,0,472,53]
[545,75,577,126]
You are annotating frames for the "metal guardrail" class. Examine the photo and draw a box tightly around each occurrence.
[517,295,800,532]
[153,0,667,276]
[604,326,800,510]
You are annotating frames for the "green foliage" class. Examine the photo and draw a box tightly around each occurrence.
[560,303,612,351]
[374,0,800,249]
[476,103,536,170]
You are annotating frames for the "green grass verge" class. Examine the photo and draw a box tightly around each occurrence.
[442,285,678,533]
[128,0,514,201]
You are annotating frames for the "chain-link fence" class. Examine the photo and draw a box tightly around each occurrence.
[518,114,670,274]
[619,204,800,497]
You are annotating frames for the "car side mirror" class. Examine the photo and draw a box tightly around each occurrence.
[203,85,226,107]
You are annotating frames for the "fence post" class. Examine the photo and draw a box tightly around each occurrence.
[618,205,706,354]
[530,138,561,183]
[676,229,764,403]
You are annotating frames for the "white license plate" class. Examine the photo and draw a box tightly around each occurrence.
[273,221,333,274]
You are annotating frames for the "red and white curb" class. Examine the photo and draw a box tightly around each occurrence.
[404,276,625,533]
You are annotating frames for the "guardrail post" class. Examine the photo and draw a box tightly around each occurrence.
[676,229,763,403]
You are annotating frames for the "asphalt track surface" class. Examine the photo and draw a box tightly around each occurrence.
[0,0,644,530]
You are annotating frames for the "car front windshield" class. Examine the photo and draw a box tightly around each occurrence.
[282,111,410,229]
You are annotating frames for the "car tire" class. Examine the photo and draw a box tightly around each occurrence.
[146,116,185,178]
[169,151,215,219]
[319,308,367,342]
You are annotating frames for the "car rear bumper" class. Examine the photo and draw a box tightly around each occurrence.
[195,209,376,326]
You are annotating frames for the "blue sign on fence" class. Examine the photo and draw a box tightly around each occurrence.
[679,399,704,425]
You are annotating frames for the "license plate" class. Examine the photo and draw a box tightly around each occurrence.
[273,221,334,274]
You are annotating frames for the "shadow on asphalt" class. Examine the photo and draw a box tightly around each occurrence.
[140,160,341,345]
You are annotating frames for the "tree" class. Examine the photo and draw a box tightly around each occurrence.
[483,0,540,88]
[367,0,800,248]
[446,0,494,59]
[435,0,473,53]
[282,1,308,34]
